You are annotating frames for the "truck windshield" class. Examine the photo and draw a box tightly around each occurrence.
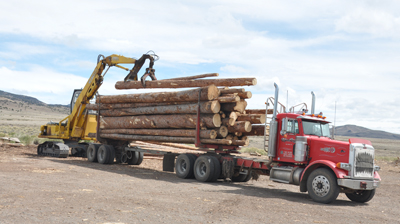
[302,120,331,138]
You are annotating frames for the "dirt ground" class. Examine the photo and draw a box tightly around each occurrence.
[1,144,399,224]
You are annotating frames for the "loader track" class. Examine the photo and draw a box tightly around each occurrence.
[37,142,69,158]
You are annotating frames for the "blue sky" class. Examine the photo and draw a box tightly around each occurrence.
[1,0,400,134]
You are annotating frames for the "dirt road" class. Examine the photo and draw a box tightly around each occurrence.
[1,145,399,223]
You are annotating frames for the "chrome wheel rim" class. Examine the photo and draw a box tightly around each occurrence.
[312,175,330,197]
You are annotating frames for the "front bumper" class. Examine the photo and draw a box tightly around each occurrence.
[337,178,381,190]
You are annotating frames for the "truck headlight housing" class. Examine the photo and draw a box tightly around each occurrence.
[336,162,351,171]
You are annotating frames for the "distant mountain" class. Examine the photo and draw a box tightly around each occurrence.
[334,125,400,140]
[0,90,69,108]
[0,90,46,106]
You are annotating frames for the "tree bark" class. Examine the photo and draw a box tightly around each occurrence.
[214,126,228,138]
[237,91,252,99]
[220,100,247,113]
[100,128,217,139]
[245,109,273,114]
[115,78,257,89]
[99,114,221,129]
[219,88,245,94]
[227,121,252,133]
[98,101,220,116]
[163,73,218,80]
[237,114,266,124]
[217,95,240,103]
[231,139,249,146]
[100,133,231,145]
[97,85,219,104]
[245,125,267,136]
[221,118,235,127]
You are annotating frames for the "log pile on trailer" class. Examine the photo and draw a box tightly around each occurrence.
[86,74,268,149]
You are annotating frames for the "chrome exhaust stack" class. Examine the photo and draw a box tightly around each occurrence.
[267,83,279,157]
[311,91,315,115]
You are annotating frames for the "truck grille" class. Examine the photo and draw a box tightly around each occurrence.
[354,149,374,178]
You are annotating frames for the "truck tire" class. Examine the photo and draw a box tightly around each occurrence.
[209,156,221,182]
[232,171,252,182]
[307,168,340,204]
[106,145,115,164]
[175,154,196,179]
[194,156,215,182]
[345,189,375,203]
[87,144,100,162]
[97,145,110,164]
[127,151,144,165]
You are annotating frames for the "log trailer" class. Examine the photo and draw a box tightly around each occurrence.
[38,54,381,204]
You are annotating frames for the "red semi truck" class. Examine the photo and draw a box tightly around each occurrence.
[85,83,381,204]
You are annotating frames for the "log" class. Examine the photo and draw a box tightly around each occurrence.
[236,114,266,124]
[87,101,190,110]
[245,109,273,115]
[217,95,240,103]
[163,73,218,80]
[99,101,220,116]
[231,139,249,146]
[219,88,245,94]
[99,114,221,129]
[215,126,228,138]
[235,132,243,137]
[227,121,252,133]
[100,129,217,139]
[144,142,203,151]
[228,111,239,121]
[98,85,219,104]
[100,133,231,145]
[220,100,247,113]
[115,78,257,89]
[237,91,252,99]
[246,125,267,136]
[221,118,235,127]
[225,135,234,140]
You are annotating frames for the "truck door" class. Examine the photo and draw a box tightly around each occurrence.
[277,118,299,162]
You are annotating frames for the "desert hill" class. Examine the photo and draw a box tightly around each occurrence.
[334,125,400,140]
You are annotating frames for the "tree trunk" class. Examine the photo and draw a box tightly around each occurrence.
[237,91,252,99]
[215,126,228,138]
[220,100,247,113]
[98,101,220,116]
[217,95,240,103]
[163,73,218,80]
[221,118,235,127]
[231,139,249,146]
[97,85,219,104]
[219,88,245,94]
[245,109,273,114]
[100,133,231,145]
[237,114,266,124]
[245,125,267,136]
[227,121,252,133]
[99,114,221,129]
[115,78,257,89]
[100,129,217,139]
[87,101,190,110]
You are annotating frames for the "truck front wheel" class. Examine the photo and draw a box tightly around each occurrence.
[345,189,375,203]
[307,168,340,204]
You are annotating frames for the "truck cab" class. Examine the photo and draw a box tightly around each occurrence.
[266,84,381,203]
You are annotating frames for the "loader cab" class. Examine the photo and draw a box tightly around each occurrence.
[70,89,82,114]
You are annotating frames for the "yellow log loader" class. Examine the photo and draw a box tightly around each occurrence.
[37,52,158,157]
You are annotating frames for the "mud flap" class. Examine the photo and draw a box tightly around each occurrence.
[163,153,176,172]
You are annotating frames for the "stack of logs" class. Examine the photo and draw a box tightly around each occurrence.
[86,75,268,147]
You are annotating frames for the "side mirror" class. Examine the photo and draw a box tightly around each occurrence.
[280,118,288,135]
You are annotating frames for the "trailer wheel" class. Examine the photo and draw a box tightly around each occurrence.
[106,145,115,164]
[87,144,100,162]
[175,154,196,179]
[194,156,215,182]
[97,145,110,164]
[232,171,252,182]
[345,189,375,203]
[307,168,340,204]
[127,151,144,165]
[209,156,221,182]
